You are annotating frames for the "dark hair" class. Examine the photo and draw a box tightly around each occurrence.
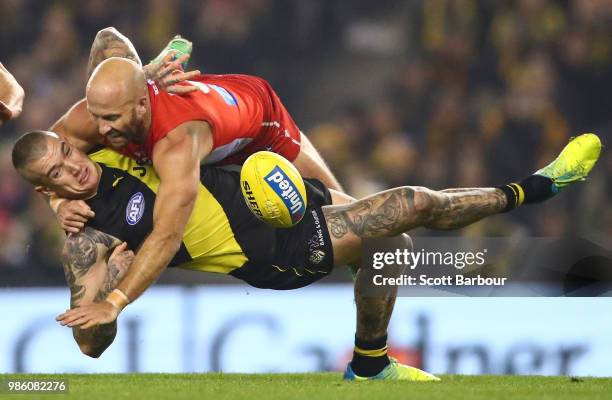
[11,130,52,182]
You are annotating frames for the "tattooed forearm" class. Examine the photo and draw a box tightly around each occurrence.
[61,227,115,306]
[78,246,133,357]
[94,263,120,302]
[85,245,132,355]
[95,249,134,302]
[323,186,507,239]
[62,230,112,276]
[61,228,114,275]
[87,27,140,77]
[60,227,121,357]
[62,265,86,308]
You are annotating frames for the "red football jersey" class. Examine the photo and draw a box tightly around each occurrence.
[122,74,301,165]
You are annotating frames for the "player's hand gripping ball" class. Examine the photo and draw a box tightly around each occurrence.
[240,151,307,228]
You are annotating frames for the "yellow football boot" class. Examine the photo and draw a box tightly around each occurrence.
[535,133,602,193]
[343,358,440,381]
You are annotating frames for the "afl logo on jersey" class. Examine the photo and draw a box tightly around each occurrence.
[126,192,145,225]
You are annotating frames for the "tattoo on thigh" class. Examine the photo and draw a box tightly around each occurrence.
[326,212,349,238]
[324,188,416,239]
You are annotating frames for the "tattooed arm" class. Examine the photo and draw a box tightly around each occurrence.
[87,27,142,78]
[60,227,132,358]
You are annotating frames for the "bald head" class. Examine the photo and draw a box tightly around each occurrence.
[86,57,151,148]
[87,57,146,107]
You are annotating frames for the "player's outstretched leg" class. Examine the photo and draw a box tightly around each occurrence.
[325,133,601,381]
[325,133,602,243]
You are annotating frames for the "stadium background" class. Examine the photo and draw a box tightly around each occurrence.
[0,0,610,375]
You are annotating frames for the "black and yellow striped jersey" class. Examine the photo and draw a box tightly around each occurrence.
[86,147,267,274]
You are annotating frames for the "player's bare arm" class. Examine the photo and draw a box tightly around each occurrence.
[115,121,211,300]
[58,227,129,357]
[51,100,101,151]
[56,121,211,329]
[0,62,24,126]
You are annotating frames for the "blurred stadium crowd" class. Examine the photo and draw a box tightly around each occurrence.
[0,0,610,283]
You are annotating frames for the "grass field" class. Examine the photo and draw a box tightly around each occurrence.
[1,374,611,400]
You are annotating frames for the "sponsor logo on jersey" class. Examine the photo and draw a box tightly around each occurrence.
[264,166,305,223]
[309,250,326,265]
[308,209,326,264]
[309,209,325,247]
[242,181,264,218]
[126,192,145,225]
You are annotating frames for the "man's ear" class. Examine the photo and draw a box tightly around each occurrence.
[136,96,147,115]
[35,185,55,198]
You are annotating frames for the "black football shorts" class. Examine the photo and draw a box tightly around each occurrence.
[229,178,334,290]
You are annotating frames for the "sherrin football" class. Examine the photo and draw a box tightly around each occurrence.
[240,151,307,228]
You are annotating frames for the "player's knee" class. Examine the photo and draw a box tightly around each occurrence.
[412,186,436,214]
[386,233,413,253]
[399,233,413,252]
